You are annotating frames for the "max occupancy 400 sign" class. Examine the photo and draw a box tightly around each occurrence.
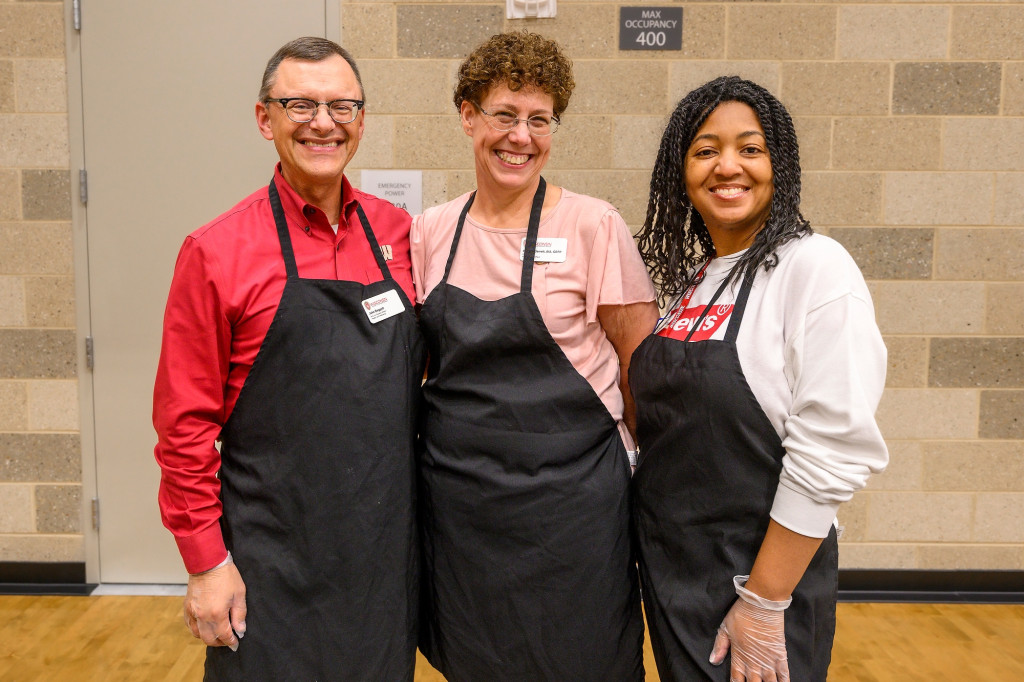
[619,7,683,51]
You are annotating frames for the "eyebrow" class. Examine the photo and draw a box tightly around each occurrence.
[692,130,766,143]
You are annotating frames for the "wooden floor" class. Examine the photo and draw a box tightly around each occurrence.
[1,596,1022,680]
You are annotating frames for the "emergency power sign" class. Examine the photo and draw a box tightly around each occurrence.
[619,7,683,51]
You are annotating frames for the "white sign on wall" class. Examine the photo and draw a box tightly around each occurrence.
[360,170,423,216]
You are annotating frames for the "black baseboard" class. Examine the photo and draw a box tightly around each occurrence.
[0,582,96,596]
[839,569,1024,603]
[0,561,86,584]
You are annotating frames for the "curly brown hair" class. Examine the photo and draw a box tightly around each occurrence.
[453,31,575,117]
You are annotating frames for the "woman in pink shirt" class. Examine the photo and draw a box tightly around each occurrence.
[411,30,658,682]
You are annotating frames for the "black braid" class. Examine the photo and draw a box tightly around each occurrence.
[636,76,812,305]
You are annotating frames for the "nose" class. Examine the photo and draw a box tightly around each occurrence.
[506,119,533,145]
[308,103,337,132]
[715,149,742,176]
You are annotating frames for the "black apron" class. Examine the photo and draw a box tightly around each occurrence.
[417,178,645,682]
[206,179,426,681]
[630,269,838,682]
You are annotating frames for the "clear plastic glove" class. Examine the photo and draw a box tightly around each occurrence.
[709,575,791,682]
[183,552,247,652]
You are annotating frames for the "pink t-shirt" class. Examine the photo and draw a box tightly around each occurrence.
[411,189,656,448]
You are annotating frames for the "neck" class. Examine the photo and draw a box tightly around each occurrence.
[281,170,344,224]
[469,179,560,229]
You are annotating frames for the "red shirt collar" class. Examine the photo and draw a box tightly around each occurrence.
[271,163,358,226]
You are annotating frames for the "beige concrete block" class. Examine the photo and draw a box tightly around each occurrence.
[894,63,1000,116]
[573,61,668,115]
[871,282,986,335]
[0,275,25,326]
[0,169,19,219]
[668,61,781,107]
[944,118,1024,171]
[838,543,917,570]
[508,5,618,59]
[728,6,835,60]
[833,118,941,172]
[27,379,78,431]
[420,170,450,211]
[0,484,34,532]
[929,338,1024,389]
[396,5,503,59]
[0,5,64,57]
[800,172,882,227]
[923,441,1024,493]
[0,433,80,482]
[882,336,928,389]
[0,59,12,113]
[24,275,74,327]
[783,63,889,117]
[917,544,1022,571]
[14,58,65,112]
[613,115,667,171]
[1006,62,1024,116]
[986,284,1024,335]
[360,60,451,115]
[994,173,1024,227]
[444,171,477,204]
[875,388,979,440]
[0,329,77,378]
[0,534,84,562]
[792,117,830,171]
[21,169,70,220]
[836,491,869,542]
[547,116,615,171]
[828,227,933,281]
[0,114,68,166]
[869,441,922,491]
[951,7,1024,60]
[883,173,992,226]
[980,390,1024,440]
[974,493,1024,542]
[544,170,650,227]
[393,115,472,170]
[340,4,394,59]
[838,6,948,61]
[934,228,1024,281]
[678,5,725,60]
[867,492,974,542]
[35,484,80,533]
[348,115,394,171]
[0,380,27,430]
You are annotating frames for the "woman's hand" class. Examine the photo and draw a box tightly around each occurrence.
[710,582,790,682]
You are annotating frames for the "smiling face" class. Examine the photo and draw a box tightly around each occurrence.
[460,82,554,198]
[255,55,364,205]
[684,100,774,257]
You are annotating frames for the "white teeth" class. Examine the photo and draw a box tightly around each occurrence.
[713,187,746,197]
[497,151,529,165]
[302,141,339,148]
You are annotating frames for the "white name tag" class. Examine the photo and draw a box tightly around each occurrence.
[362,289,405,324]
[520,237,568,263]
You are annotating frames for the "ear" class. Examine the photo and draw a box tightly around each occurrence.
[355,106,365,142]
[256,101,274,141]
[459,100,476,137]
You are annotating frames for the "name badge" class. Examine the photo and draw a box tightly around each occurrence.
[520,237,568,263]
[362,289,405,324]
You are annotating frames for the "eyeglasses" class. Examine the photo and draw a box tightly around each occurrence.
[474,104,559,136]
[266,97,364,124]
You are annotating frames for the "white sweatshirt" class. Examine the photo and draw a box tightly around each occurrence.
[656,233,888,538]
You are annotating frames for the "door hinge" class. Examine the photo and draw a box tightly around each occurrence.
[73,0,82,30]
[91,498,100,530]
[85,336,94,371]
[79,169,88,204]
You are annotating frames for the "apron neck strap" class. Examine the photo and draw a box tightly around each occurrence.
[268,177,394,282]
[442,191,476,283]
[269,178,299,279]
[519,177,547,294]
[681,262,756,343]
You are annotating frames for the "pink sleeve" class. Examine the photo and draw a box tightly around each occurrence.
[584,209,656,323]
[410,213,428,305]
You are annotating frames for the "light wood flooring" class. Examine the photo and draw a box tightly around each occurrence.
[1,595,1022,680]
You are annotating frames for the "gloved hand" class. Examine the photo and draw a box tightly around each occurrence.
[709,575,791,682]
[183,552,247,652]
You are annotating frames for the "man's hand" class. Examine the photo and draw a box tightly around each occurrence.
[183,558,247,651]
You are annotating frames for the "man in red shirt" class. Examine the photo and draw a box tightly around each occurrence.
[153,37,425,681]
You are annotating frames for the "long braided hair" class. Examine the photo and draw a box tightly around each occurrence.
[636,76,811,304]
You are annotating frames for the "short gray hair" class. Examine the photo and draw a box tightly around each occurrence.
[258,36,364,103]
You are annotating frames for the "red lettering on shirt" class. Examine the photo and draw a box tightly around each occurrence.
[657,303,734,342]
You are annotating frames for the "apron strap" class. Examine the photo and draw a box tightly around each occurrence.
[682,270,732,343]
[268,178,299,280]
[353,204,394,281]
[724,270,756,343]
[441,192,476,283]
[519,177,547,294]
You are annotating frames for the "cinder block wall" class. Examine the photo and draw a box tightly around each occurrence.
[1,0,1021,573]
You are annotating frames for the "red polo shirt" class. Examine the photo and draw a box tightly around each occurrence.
[153,165,414,574]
